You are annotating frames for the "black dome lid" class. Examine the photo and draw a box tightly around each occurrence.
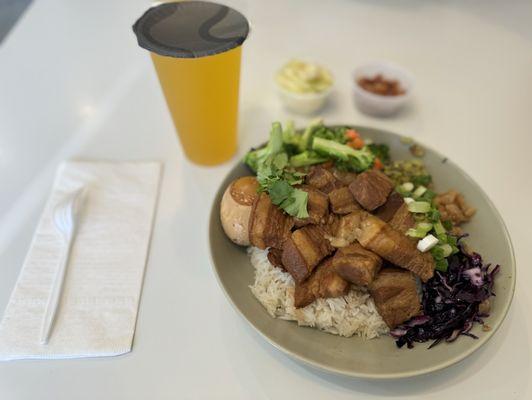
[133,1,249,58]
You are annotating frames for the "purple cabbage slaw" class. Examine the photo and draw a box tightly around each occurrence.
[391,237,500,349]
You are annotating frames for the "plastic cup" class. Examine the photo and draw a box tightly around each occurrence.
[133,1,249,165]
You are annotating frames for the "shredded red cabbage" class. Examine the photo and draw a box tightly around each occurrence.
[391,237,500,349]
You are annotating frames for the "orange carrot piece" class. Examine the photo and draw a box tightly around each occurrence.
[345,129,360,140]
[350,137,364,149]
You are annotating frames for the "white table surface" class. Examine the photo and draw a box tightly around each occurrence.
[1,0,531,398]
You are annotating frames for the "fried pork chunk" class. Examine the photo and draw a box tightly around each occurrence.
[248,193,294,250]
[281,225,334,283]
[294,258,350,308]
[328,211,435,282]
[434,190,476,225]
[332,243,382,286]
[369,268,421,328]
[349,170,394,211]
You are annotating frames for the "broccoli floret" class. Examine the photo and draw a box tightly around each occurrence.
[312,137,374,172]
[289,151,327,167]
[243,122,284,171]
[297,118,323,152]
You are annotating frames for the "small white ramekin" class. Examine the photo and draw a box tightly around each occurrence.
[352,62,414,117]
[276,85,332,115]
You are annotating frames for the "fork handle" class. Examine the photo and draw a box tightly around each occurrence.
[40,233,74,345]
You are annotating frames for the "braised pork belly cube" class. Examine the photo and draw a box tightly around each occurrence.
[281,225,334,283]
[326,210,434,281]
[374,191,404,222]
[248,193,294,250]
[294,185,329,227]
[388,203,415,234]
[267,248,284,270]
[305,166,342,194]
[331,169,358,186]
[349,170,394,211]
[332,243,382,286]
[326,211,363,248]
[369,267,421,328]
[328,186,361,215]
[355,211,435,282]
[294,258,350,308]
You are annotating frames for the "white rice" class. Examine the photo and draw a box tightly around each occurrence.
[248,247,389,339]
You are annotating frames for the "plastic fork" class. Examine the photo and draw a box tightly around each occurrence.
[40,187,87,345]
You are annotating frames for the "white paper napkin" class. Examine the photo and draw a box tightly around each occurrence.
[0,161,162,360]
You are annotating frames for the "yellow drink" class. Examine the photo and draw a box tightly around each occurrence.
[151,46,242,165]
[133,1,249,166]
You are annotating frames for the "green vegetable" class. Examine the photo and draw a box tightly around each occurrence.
[269,180,309,219]
[313,125,348,144]
[368,143,391,164]
[442,220,453,230]
[244,122,309,218]
[427,208,441,223]
[413,185,427,198]
[407,201,431,213]
[383,158,432,186]
[417,222,433,232]
[406,222,433,238]
[298,118,322,152]
[401,182,414,192]
[411,174,432,187]
[281,120,301,149]
[439,244,453,258]
[289,151,328,167]
[312,137,374,172]
[243,122,284,172]
[435,258,449,272]
[396,185,412,197]
[433,220,446,235]
[243,120,387,217]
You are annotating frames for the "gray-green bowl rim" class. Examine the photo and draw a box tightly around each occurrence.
[208,125,516,380]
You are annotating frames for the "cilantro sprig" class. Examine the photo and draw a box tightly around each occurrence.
[244,122,309,218]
